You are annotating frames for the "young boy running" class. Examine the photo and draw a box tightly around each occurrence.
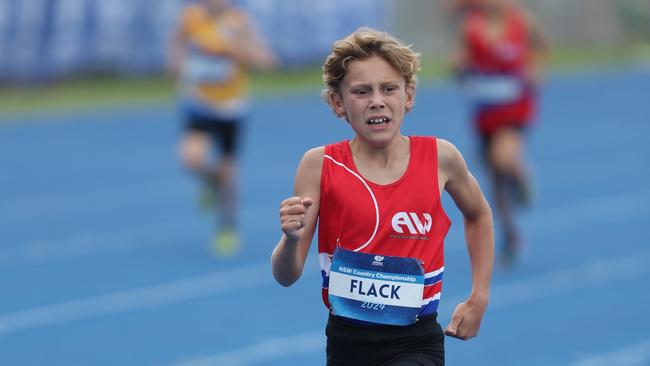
[272,28,494,365]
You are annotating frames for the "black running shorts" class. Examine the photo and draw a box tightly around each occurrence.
[326,313,445,366]
[185,112,243,156]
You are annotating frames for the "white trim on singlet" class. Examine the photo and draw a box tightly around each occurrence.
[425,266,445,279]
[323,154,379,252]
[421,292,442,306]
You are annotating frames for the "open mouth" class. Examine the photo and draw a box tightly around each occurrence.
[367,116,391,125]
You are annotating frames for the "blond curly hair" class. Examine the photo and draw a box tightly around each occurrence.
[322,27,421,111]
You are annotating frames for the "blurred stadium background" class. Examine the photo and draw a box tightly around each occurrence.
[1,0,649,102]
[1,1,650,365]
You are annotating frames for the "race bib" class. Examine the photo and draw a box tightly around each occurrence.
[461,73,524,105]
[328,247,424,326]
[183,53,235,83]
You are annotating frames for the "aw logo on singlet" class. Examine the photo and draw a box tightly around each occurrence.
[391,212,432,238]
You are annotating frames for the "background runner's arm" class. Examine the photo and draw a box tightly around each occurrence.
[524,9,550,85]
[229,11,277,70]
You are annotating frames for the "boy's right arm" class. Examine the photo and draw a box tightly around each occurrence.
[272,147,324,287]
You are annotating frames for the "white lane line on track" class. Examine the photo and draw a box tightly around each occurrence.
[0,218,201,269]
[0,178,190,219]
[3,189,649,269]
[167,249,650,366]
[485,252,650,309]
[171,330,325,366]
[568,339,650,366]
[523,188,650,238]
[0,262,276,337]
[0,189,649,337]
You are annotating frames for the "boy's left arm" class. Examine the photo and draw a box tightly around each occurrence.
[437,139,494,340]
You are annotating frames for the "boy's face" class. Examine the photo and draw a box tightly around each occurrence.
[330,55,414,147]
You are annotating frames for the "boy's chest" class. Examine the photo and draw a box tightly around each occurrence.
[352,159,409,186]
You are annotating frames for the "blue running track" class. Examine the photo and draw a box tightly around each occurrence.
[1,65,649,365]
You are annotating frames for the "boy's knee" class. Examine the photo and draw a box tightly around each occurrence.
[180,149,205,172]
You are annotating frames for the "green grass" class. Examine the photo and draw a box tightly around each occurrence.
[1,44,648,118]
[549,43,650,71]
[0,76,175,115]
[0,68,326,117]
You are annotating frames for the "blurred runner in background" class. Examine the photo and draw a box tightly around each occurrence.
[168,0,276,256]
[448,0,548,266]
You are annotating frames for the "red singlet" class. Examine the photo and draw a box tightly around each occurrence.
[318,136,451,316]
[462,7,536,136]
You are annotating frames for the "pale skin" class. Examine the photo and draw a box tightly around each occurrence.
[271,55,494,340]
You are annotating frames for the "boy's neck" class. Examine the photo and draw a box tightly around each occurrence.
[350,135,410,164]
[349,135,411,185]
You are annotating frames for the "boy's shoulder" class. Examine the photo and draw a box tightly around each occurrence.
[301,146,326,166]
[305,145,325,156]
[435,138,465,168]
